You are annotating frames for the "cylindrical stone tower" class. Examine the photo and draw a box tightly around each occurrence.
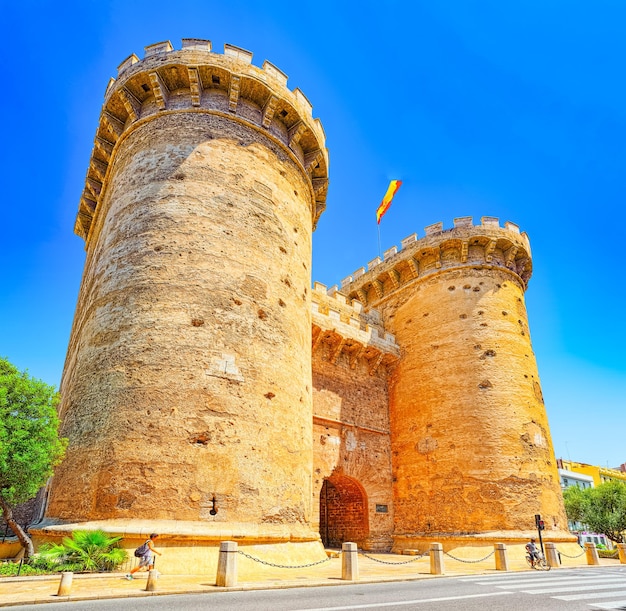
[344,217,570,550]
[40,40,329,565]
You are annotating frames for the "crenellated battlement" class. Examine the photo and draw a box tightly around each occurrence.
[339,217,533,307]
[311,281,399,374]
[76,38,329,242]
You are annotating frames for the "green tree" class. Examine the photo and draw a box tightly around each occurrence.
[0,357,67,557]
[563,480,626,544]
[563,484,588,523]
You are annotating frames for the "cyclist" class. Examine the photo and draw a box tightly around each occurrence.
[525,538,541,567]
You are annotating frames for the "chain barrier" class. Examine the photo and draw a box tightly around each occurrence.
[237,550,332,569]
[357,550,429,564]
[556,547,586,559]
[444,549,495,564]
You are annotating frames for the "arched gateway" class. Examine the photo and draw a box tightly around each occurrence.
[319,475,369,548]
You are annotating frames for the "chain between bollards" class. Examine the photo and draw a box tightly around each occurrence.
[236,550,332,569]
[444,549,496,563]
[358,549,429,564]
[556,547,586,559]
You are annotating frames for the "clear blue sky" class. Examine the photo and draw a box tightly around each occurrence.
[1,1,624,468]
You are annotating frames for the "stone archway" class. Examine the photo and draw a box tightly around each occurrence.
[319,474,369,548]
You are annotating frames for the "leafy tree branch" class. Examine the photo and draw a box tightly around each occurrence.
[0,357,67,557]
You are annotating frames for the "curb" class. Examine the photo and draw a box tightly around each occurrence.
[0,572,485,607]
[1,559,617,607]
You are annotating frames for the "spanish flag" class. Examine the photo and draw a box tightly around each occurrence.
[376,180,402,224]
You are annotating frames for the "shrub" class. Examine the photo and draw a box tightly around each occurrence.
[599,548,619,559]
[38,530,127,572]
[0,561,47,576]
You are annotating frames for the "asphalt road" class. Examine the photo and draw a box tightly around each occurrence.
[6,567,626,611]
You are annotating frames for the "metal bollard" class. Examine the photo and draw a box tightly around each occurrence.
[494,543,508,571]
[216,541,238,587]
[430,543,445,575]
[545,542,559,568]
[584,542,600,566]
[617,543,626,564]
[57,571,73,596]
[341,542,359,581]
[145,569,158,591]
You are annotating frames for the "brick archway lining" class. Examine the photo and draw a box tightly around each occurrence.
[319,474,369,548]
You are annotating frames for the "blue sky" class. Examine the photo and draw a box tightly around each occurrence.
[1,1,624,468]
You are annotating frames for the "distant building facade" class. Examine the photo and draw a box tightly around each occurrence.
[557,458,626,488]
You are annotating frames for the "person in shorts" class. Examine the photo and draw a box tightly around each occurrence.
[525,538,540,566]
[126,533,161,579]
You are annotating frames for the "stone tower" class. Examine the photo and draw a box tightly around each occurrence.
[36,38,572,568]
[342,217,569,549]
[43,39,328,558]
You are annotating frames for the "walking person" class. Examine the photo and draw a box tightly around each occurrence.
[126,533,161,579]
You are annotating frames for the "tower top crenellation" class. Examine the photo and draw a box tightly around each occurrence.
[77,39,329,244]
[337,217,532,307]
[311,282,400,372]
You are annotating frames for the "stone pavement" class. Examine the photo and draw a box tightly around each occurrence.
[0,549,620,607]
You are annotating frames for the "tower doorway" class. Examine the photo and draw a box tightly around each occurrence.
[319,475,369,548]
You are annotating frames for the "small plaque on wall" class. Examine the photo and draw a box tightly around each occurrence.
[375,504,388,513]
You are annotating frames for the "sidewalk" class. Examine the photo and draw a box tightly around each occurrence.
[1,552,620,607]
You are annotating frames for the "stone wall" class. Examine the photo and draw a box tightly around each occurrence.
[342,218,569,548]
[45,40,328,548]
[311,286,396,549]
[41,39,572,560]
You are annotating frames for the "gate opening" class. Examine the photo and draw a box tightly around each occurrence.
[319,474,369,548]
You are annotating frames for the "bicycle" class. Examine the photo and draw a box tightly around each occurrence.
[526,552,551,570]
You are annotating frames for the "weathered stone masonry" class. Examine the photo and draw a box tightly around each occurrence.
[37,40,571,569]
[44,40,328,553]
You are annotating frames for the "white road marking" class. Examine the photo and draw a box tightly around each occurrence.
[466,575,620,587]
[521,579,626,594]
[555,589,626,601]
[292,591,514,610]
[589,601,626,610]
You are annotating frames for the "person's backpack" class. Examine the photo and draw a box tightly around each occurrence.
[134,541,150,557]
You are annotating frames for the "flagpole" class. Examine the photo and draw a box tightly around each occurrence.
[377,222,382,259]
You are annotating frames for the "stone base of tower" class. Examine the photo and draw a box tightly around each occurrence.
[392,529,577,554]
[30,519,326,575]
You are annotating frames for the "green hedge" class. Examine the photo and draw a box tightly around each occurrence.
[599,549,619,558]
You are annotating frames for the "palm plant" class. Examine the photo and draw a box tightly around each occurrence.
[38,530,127,572]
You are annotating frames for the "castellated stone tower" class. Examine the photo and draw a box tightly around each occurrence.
[341,217,569,549]
[37,38,572,570]
[41,39,328,562]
